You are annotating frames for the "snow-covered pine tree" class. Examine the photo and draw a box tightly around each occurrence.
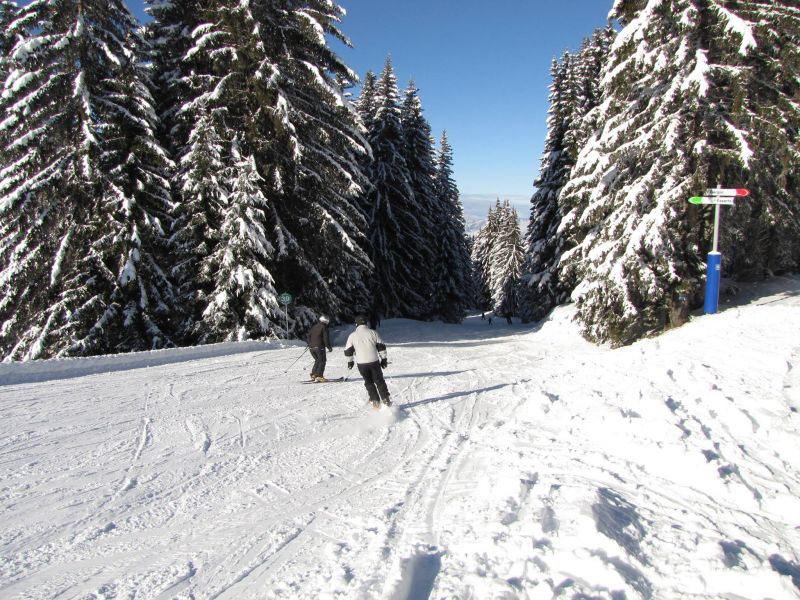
[255,1,372,329]
[172,105,228,339]
[464,234,477,307]
[0,0,177,360]
[431,131,472,322]
[162,0,371,339]
[489,201,525,317]
[400,80,438,311]
[355,70,378,135]
[720,1,800,277]
[362,58,428,319]
[471,200,502,311]
[564,28,616,159]
[194,148,282,343]
[144,0,203,157]
[144,0,208,342]
[559,0,800,346]
[352,68,377,285]
[520,28,615,323]
[0,1,18,163]
[0,1,16,77]
[519,55,574,323]
[98,31,179,355]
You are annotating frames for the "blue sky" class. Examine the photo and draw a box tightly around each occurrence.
[127,0,612,216]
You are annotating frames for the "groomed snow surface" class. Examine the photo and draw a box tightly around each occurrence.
[2,276,800,599]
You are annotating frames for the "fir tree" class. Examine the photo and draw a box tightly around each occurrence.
[161,0,372,339]
[173,105,227,338]
[431,131,472,322]
[195,148,281,343]
[0,0,176,359]
[144,0,204,158]
[362,58,428,319]
[260,1,372,329]
[99,40,178,355]
[0,1,16,77]
[519,55,574,323]
[565,27,615,156]
[0,1,19,165]
[144,0,208,342]
[352,68,378,283]
[355,70,378,134]
[489,201,525,316]
[400,80,438,311]
[560,0,800,345]
[471,201,502,311]
[720,1,800,277]
[520,28,615,323]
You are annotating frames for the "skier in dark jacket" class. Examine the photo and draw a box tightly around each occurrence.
[369,310,381,330]
[344,314,390,408]
[307,315,332,382]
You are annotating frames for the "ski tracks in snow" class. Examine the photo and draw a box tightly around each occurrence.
[2,305,800,599]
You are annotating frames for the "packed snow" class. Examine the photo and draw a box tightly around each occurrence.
[2,275,800,599]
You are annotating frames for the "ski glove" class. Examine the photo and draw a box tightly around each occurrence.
[347,360,354,370]
[380,358,388,369]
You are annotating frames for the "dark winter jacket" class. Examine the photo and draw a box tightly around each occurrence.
[307,322,332,351]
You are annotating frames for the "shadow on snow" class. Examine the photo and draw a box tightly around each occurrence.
[399,383,511,410]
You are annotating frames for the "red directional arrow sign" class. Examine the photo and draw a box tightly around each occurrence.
[704,188,750,197]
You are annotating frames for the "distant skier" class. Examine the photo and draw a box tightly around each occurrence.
[369,310,381,330]
[344,314,391,408]
[307,315,333,382]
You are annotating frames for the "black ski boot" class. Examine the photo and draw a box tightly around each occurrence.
[382,396,392,407]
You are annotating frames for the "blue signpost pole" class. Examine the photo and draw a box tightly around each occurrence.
[704,251,722,314]
[689,187,749,315]
[703,198,722,315]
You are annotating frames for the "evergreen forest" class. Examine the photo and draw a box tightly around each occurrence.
[1,0,798,360]
[0,1,472,360]
[519,0,799,346]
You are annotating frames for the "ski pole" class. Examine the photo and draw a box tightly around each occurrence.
[283,346,308,373]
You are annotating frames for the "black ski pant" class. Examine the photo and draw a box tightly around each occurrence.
[357,361,389,403]
[309,347,327,378]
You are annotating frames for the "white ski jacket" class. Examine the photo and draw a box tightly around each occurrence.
[344,325,387,365]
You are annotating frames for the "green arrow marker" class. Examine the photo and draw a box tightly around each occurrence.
[688,196,704,204]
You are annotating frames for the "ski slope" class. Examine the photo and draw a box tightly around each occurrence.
[2,276,800,599]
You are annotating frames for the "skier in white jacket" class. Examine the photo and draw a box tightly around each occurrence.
[344,314,391,408]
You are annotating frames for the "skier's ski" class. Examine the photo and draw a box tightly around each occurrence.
[368,399,392,410]
[300,377,347,384]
